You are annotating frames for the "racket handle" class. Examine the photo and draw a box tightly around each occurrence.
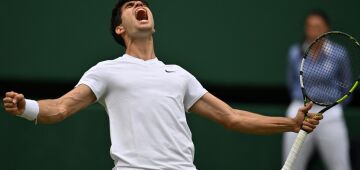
[281,129,308,170]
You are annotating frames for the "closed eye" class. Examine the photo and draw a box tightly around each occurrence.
[125,2,135,8]
[125,1,148,8]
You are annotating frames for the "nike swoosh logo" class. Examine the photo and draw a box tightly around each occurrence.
[165,70,176,73]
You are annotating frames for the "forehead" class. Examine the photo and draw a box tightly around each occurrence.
[122,0,148,7]
[306,15,327,25]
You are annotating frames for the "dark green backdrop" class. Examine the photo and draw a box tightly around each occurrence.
[1,0,360,85]
[1,0,360,170]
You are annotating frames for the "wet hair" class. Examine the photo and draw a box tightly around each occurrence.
[110,0,149,47]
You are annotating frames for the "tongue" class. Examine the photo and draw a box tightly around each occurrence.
[136,10,148,21]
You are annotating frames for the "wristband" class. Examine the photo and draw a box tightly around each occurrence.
[18,99,40,121]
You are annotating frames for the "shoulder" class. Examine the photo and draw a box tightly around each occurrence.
[289,43,301,54]
[165,64,184,71]
[288,43,302,60]
[289,43,301,51]
[88,58,119,71]
[95,58,120,68]
[81,58,121,78]
[326,41,349,61]
[165,64,192,75]
[328,41,346,52]
[164,64,200,82]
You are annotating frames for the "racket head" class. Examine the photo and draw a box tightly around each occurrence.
[300,31,360,106]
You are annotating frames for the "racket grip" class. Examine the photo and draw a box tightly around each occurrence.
[281,130,308,170]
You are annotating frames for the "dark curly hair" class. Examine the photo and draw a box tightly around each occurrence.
[110,0,149,47]
[304,9,331,28]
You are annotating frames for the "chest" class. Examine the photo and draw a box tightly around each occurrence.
[105,65,188,99]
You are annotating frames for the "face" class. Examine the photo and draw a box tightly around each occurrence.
[304,15,329,42]
[116,1,155,39]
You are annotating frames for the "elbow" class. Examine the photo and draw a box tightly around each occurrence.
[52,107,68,123]
[224,121,236,131]
[221,111,270,135]
[220,109,243,131]
[222,114,238,130]
[39,110,67,124]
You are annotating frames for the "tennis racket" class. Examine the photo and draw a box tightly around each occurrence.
[281,31,360,170]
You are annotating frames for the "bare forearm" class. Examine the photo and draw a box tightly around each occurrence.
[37,99,68,124]
[36,85,96,124]
[227,109,297,135]
[191,93,317,135]
[3,85,96,124]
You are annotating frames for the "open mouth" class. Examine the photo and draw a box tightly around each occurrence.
[135,8,148,21]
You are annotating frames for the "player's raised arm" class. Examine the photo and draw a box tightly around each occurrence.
[3,84,96,124]
[189,92,322,135]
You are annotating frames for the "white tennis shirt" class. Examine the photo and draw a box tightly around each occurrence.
[77,54,207,170]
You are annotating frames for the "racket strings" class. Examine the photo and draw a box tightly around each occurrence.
[303,34,355,105]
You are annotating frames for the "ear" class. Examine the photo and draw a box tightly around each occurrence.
[115,25,125,36]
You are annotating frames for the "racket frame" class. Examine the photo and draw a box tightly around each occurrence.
[300,31,360,108]
[282,31,360,170]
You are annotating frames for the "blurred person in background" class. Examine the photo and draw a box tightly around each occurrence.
[283,9,351,170]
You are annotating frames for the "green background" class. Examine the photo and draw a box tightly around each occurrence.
[1,0,360,85]
[1,0,360,169]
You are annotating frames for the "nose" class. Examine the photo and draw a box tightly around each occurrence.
[135,1,144,7]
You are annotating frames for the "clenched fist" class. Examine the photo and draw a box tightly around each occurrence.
[3,91,26,115]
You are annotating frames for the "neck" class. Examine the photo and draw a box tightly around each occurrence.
[125,36,156,61]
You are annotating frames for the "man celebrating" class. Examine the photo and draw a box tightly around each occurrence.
[3,0,322,169]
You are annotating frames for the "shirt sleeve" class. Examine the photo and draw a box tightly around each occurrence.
[76,64,107,101]
[183,72,207,112]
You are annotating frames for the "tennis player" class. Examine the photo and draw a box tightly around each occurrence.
[3,0,322,169]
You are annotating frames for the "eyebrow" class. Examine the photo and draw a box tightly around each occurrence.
[123,0,148,7]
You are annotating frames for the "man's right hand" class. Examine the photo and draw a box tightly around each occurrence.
[3,91,26,116]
